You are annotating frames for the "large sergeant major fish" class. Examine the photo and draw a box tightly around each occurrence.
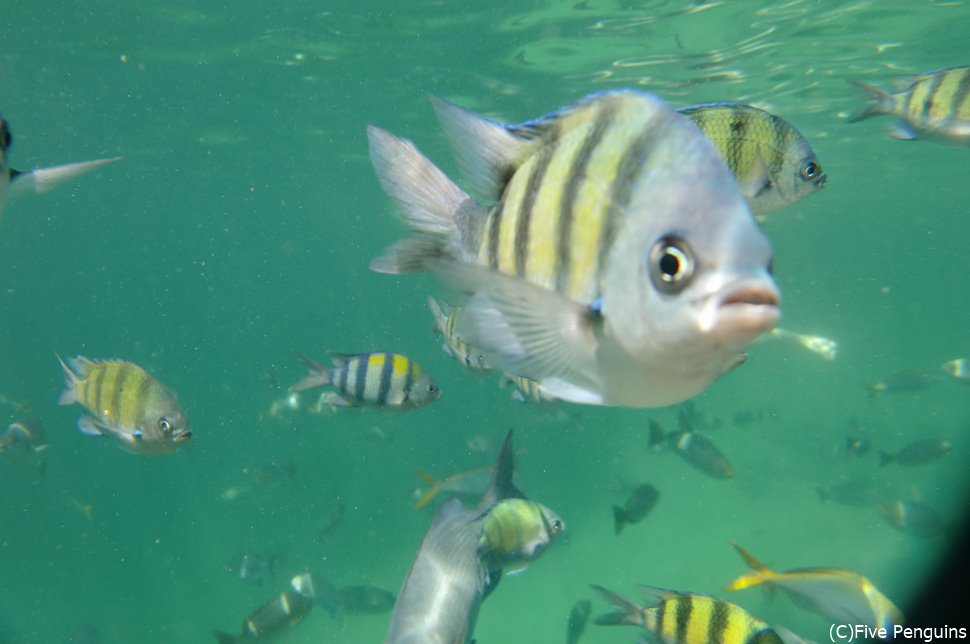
[0,114,120,220]
[56,355,191,455]
[367,90,779,408]
[386,430,519,644]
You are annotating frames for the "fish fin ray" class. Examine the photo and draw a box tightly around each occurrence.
[590,585,645,627]
[846,80,891,122]
[289,352,331,392]
[9,157,121,199]
[77,416,106,437]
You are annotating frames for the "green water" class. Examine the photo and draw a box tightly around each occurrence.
[1,0,969,642]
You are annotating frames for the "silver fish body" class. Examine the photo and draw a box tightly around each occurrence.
[367,90,779,408]
[214,573,316,643]
[428,297,491,373]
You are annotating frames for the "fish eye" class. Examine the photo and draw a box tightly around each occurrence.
[800,160,821,181]
[649,235,694,294]
[158,418,172,433]
[552,519,564,532]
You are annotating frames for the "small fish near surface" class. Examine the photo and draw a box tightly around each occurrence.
[592,584,785,643]
[678,102,827,216]
[848,66,970,145]
[877,499,948,539]
[56,355,191,455]
[879,439,950,467]
[613,483,659,535]
[648,419,734,478]
[0,114,120,221]
[213,572,317,643]
[566,599,591,644]
[725,542,904,633]
[367,89,779,408]
[428,296,492,373]
[289,351,440,410]
[386,430,520,644]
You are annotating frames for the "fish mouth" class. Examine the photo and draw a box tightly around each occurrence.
[713,284,781,337]
[175,430,192,442]
[721,286,780,308]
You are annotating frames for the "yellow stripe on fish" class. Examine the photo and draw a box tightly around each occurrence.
[592,584,783,644]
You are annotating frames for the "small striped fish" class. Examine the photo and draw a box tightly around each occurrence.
[0,113,121,220]
[56,355,191,455]
[368,90,779,408]
[678,103,826,216]
[428,296,491,373]
[499,373,559,405]
[289,351,440,410]
[849,66,970,145]
[592,584,784,644]
[478,497,564,571]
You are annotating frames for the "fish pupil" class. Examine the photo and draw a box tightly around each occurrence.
[801,160,819,180]
[649,236,695,294]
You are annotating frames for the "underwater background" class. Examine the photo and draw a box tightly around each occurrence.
[1,0,969,641]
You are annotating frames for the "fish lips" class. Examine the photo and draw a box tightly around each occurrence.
[173,428,193,442]
[708,281,781,339]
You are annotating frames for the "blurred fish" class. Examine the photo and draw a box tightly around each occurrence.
[566,599,591,644]
[941,358,970,381]
[64,623,100,644]
[676,400,723,433]
[213,572,316,643]
[593,584,784,643]
[428,296,491,373]
[246,459,297,486]
[413,464,493,510]
[56,355,191,455]
[289,351,440,410]
[478,497,565,572]
[335,585,395,613]
[318,499,346,541]
[845,430,871,458]
[465,433,498,454]
[877,500,947,538]
[0,114,120,220]
[725,543,904,631]
[766,328,838,360]
[817,478,893,507]
[613,483,659,535]
[848,67,970,145]
[387,430,519,643]
[678,102,826,216]
[866,369,941,398]
[499,373,560,405]
[0,416,48,454]
[879,439,950,467]
[648,419,734,478]
[225,551,282,587]
[367,90,779,408]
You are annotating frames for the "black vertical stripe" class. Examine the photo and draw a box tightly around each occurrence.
[91,364,107,415]
[353,356,368,403]
[708,599,730,644]
[402,359,415,403]
[376,354,394,407]
[488,203,503,268]
[921,72,945,122]
[725,107,747,180]
[597,125,655,285]
[133,370,152,426]
[338,359,349,395]
[514,130,558,277]
[767,113,791,178]
[674,595,693,644]
[109,365,132,426]
[655,596,666,635]
[556,105,614,293]
[948,68,970,122]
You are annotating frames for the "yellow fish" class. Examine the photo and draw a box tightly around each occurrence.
[57,355,191,455]
[725,542,903,631]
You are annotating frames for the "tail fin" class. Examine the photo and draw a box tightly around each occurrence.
[289,352,331,392]
[612,506,627,535]
[590,584,645,627]
[212,631,237,644]
[366,125,471,274]
[55,353,79,405]
[413,470,442,509]
[725,542,775,591]
[647,420,666,450]
[847,80,891,123]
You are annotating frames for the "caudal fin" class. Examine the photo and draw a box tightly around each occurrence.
[289,352,331,393]
[847,80,892,123]
[366,125,471,274]
[590,584,645,627]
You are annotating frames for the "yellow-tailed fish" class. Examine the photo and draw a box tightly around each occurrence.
[764,327,837,360]
[876,499,948,538]
[848,66,970,145]
[428,296,491,373]
[56,355,191,455]
[289,351,440,410]
[478,497,564,572]
[592,584,784,644]
[0,114,120,220]
[367,90,779,408]
[678,102,826,216]
[725,543,904,631]
[413,464,494,510]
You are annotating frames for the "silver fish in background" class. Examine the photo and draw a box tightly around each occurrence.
[386,430,519,644]
[613,483,660,535]
[0,114,120,220]
[866,368,942,398]
[290,351,440,410]
[56,355,191,455]
[413,464,494,510]
[566,599,591,644]
[648,419,734,478]
[336,585,396,614]
[225,551,283,587]
[877,499,948,538]
[213,572,316,643]
[0,416,48,475]
[764,327,838,360]
[848,66,970,145]
[678,102,826,216]
[879,439,950,467]
[499,373,560,405]
[367,90,779,408]
[428,297,491,373]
